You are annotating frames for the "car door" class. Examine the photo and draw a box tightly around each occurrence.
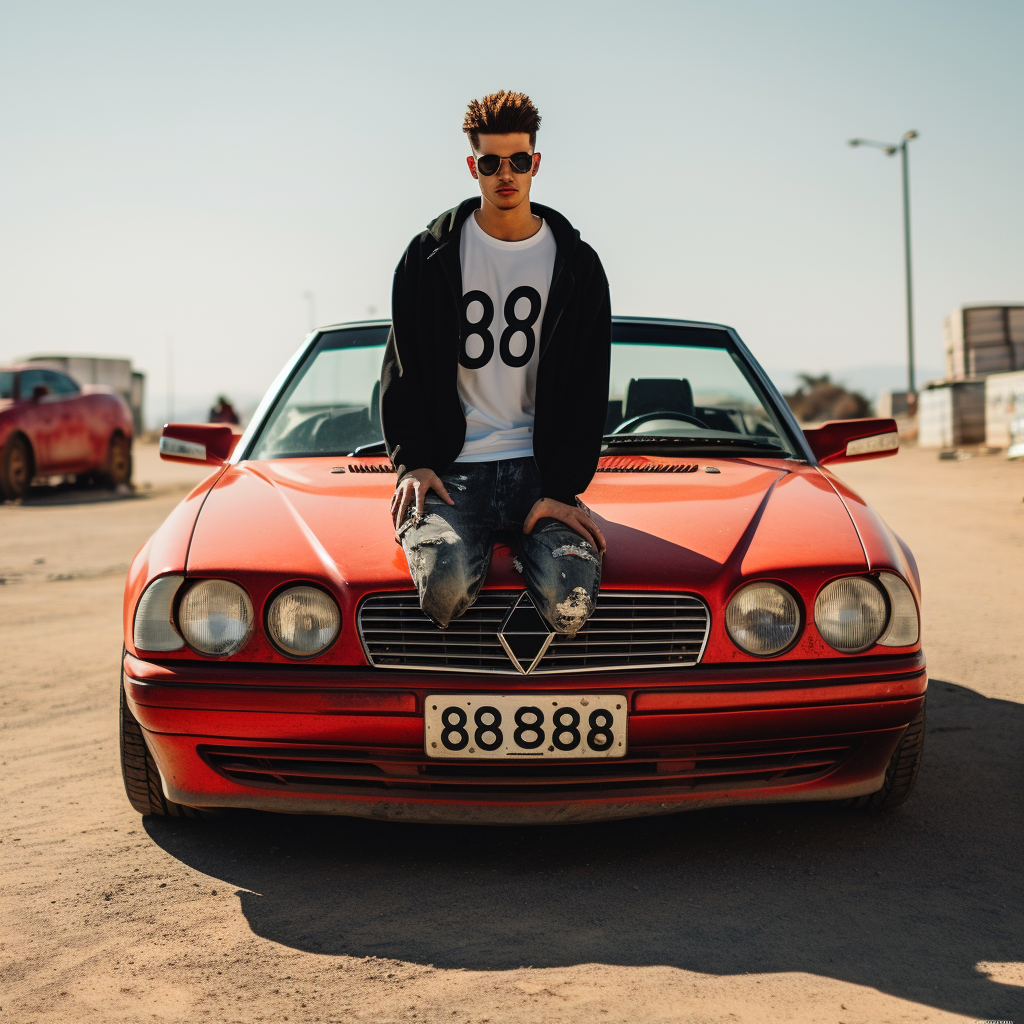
[40,370,93,469]
[15,369,57,471]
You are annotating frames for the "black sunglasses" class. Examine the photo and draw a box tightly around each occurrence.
[475,151,534,176]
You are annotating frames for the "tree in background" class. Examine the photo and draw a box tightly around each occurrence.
[784,374,871,423]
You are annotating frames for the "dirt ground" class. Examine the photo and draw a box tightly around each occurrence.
[2,441,1021,1024]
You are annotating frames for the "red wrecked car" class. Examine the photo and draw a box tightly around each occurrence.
[120,318,925,823]
[1,364,133,499]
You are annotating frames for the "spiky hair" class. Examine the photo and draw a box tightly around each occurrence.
[463,91,541,149]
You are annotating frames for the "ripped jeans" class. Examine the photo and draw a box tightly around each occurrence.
[397,457,602,635]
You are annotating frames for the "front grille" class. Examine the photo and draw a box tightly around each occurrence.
[357,590,710,675]
[202,738,853,797]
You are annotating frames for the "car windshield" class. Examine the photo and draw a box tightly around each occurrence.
[249,326,391,460]
[0,372,14,400]
[247,321,796,460]
[603,323,793,455]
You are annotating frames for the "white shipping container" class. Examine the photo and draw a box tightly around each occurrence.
[918,382,986,448]
[985,371,1024,448]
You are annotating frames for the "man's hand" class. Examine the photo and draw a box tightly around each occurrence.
[391,468,454,533]
[523,497,607,552]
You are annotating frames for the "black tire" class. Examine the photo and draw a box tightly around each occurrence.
[119,668,220,818]
[102,432,132,488]
[1,434,34,500]
[848,699,926,809]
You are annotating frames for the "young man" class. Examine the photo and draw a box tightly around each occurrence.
[380,90,611,636]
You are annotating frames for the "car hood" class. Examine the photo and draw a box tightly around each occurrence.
[184,457,867,591]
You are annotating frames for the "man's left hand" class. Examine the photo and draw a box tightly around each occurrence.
[523,498,607,552]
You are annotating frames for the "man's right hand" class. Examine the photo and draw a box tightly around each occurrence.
[390,468,454,534]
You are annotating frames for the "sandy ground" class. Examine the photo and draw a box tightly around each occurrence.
[1,441,1021,1024]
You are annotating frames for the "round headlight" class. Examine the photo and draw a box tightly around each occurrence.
[814,576,887,652]
[267,585,340,657]
[726,581,801,656]
[178,579,254,656]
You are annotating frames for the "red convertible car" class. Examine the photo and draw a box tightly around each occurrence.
[120,318,925,823]
[1,364,134,499]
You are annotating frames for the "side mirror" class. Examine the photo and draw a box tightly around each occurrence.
[159,423,242,466]
[31,384,50,401]
[803,417,899,465]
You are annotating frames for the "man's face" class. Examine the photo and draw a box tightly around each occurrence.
[467,132,541,212]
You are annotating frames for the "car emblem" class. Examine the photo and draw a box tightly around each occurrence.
[497,592,555,675]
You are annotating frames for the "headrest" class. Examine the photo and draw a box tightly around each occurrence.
[624,378,694,420]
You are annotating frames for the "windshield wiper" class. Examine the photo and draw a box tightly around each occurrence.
[348,441,389,457]
[602,435,787,453]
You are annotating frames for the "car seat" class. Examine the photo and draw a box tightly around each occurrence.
[623,378,694,420]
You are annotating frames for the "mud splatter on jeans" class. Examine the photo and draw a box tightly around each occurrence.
[397,458,601,631]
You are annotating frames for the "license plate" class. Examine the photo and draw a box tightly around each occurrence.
[424,694,627,759]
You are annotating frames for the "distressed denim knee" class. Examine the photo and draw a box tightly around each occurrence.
[400,511,489,629]
[419,569,478,630]
[520,518,602,636]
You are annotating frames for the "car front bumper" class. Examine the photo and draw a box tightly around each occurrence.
[123,651,926,824]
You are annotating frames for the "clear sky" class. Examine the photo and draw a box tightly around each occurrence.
[2,0,1021,423]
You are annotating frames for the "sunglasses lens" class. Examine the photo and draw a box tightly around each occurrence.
[475,153,533,175]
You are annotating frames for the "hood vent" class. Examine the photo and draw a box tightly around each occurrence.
[341,458,696,474]
[596,456,698,474]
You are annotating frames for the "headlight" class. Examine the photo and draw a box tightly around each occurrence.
[178,579,254,656]
[266,585,341,657]
[134,575,185,652]
[814,576,887,652]
[726,581,801,656]
[877,573,919,646]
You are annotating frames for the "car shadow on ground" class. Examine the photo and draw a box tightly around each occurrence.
[3,479,137,506]
[8,481,173,507]
[146,681,1023,1021]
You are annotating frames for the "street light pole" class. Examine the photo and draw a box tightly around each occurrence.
[899,135,916,395]
[848,130,919,395]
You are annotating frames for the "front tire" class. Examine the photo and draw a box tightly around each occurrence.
[119,670,219,818]
[850,699,926,809]
[103,432,132,488]
[1,435,34,500]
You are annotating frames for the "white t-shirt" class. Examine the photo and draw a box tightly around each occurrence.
[456,210,557,461]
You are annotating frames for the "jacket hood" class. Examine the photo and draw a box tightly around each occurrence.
[184,458,868,594]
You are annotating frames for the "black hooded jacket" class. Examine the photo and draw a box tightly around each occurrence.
[380,198,611,506]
